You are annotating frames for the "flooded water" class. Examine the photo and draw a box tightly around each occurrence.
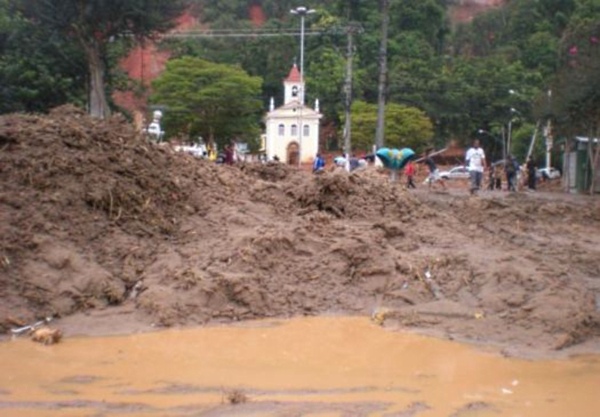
[0,317,599,417]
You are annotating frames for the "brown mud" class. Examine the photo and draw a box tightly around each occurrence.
[2,317,600,417]
[1,106,600,359]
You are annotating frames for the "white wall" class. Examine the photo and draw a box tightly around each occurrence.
[266,118,319,163]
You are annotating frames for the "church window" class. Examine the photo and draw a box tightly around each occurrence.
[303,125,310,136]
[291,124,298,136]
[278,124,284,136]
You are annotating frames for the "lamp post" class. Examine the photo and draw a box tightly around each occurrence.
[507,107,521,157]
[290,6,315,166]
[290,6,315,105]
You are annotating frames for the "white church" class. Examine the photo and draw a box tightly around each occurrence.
[264,63,322,165]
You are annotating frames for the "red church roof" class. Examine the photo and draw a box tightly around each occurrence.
[285,64,301,82]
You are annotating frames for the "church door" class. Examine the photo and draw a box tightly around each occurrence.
[287,142,299,165]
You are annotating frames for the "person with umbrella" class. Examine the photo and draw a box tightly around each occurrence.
[375,147,416,182]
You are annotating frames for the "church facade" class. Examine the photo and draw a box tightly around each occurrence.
[264,64,322,165]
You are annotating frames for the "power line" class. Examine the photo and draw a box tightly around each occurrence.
[164,29,327,39]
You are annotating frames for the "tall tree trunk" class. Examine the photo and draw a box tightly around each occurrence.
[375,0,389,149]
[83,40,110,119]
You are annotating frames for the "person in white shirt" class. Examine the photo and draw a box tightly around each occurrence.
[465,139,486,195]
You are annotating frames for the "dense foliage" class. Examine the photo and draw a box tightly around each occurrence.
[0,0,87,112]
[342,101,433,153]
[5,0,186,118]
[1,0,599,164]
[150,57,263,149]
[168,0,599,162]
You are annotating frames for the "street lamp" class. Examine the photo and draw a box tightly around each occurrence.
[290,6,315,166]
[507,107,522,157]
[290,6,315,104]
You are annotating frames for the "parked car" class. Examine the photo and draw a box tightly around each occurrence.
[537,167,561,180]
[174,144,207,158]
[439,165,470,180]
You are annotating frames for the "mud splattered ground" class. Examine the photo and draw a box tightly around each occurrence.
[1,107,599,359]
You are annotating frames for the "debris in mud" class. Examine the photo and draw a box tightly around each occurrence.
[393,401,431,417]
[30,327,62,345]
[371,307,391,326]
[291,169,423,219]
[11,316,53,335]
[223,388,249,405]
[449,401,495,417]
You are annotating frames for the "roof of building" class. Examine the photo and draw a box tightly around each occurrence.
[285,64,301,83]
[266,101,321,119]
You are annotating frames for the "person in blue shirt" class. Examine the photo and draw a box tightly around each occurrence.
[313,153,325,173]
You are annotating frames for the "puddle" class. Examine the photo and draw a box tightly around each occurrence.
[0,316,599,416]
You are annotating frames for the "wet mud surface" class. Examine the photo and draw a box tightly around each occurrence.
[1,317,600,417]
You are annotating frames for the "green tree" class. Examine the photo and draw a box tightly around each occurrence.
[549,7,600,192]
[16,0,186,119]
[148,0,600,153]
[343,101,433,152]
[0,1,86,113]
[150,57,263,149]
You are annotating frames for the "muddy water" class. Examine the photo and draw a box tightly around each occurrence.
[0,317,599,417]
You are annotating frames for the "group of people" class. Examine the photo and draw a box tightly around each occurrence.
[417,139,486,194]
[312,142,539,195]
[312,153,369,173]
[415,139,538,194]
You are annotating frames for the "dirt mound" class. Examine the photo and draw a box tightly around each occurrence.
[1,108,599,357]
[1,105,207,235]
[0,106,231,329]
[291,169,424,219]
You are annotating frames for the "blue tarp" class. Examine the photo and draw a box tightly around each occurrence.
[376,147,416,170]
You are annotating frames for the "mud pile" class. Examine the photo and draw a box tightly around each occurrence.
[0,106,233,327]
[1,108,599,357]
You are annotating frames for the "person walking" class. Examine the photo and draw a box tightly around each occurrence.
[505,155,519,192]
[487,167,495,191]
[423,150,446,191]
[526,156,537,191]
[224,144,234,165]
[312,153,325,173]
[405,160,416,189]
[465,139,486,195]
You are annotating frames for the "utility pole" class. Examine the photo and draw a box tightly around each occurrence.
[375,0,390,149]
[343,23,362,157]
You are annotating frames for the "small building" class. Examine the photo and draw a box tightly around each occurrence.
[565,136,600,193]
[264,64,322,165]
